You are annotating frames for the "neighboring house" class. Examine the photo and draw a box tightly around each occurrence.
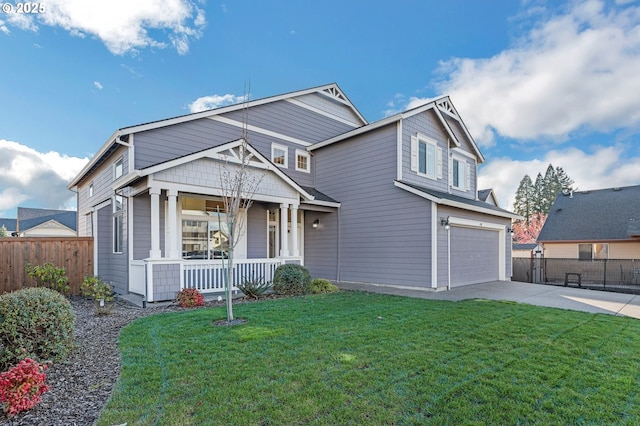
[512,243,543,258]
[68,83,519,302]
[537,185,640,259]
[0,218,16,236]
[478,188,499,207]
[0,208,77,237]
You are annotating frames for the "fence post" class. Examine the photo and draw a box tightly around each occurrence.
[603,259,607,289]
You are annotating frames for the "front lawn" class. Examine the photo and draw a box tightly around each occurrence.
[99,292,640,425]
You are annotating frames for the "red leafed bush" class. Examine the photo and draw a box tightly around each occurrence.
[176,288,205,308]
[0,358,50,416]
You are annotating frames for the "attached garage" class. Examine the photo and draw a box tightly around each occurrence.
[450,226,500,287]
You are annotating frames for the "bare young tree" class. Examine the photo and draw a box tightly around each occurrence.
[218,87,264,321]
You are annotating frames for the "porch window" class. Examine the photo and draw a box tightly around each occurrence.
[295,149,310,173]
[113,195,123,253]
[271,143,288,168]
[180,197,245,260]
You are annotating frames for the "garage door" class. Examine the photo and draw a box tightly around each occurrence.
[450,226,499,287]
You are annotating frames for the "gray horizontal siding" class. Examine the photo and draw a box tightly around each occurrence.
[96,204,128,294]
[304,211,338,281]
[132,195,151,260]
[222,98,356,144]
[401,110,450,193]
[247,203,268,259]
[314,123,432,287]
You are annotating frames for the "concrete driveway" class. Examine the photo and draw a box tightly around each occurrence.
[338,281,640,319]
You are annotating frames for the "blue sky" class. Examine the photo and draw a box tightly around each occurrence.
[1,0,640,217]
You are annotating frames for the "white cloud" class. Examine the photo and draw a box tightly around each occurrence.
[188,94,249,113]
[0,19,8,35]
[94,81,103,90]
[430,0,640,146]
[478,144,640,209]
[2,0,206,55]
[0,139,89,216]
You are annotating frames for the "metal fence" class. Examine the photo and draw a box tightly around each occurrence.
[513,257,640,294]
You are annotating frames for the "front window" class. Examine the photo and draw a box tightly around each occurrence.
[181,197,230,260]
[416,137,438,179]
[452,158,466,190]
[271,143,288,168]
[88,182,94,197]
[295,149,310,173]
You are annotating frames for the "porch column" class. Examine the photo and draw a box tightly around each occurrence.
[149,187,161,259]
[279,203,288,257]
[167,189,178,258]
[290,204,299,257]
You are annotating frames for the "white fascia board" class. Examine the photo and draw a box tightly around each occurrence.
[68,130,121,188]
[451,147,477,161]
[438,97,485,163]
[393,181,521,220]
[207,115,311,147]
[396,120,403,181]
[285,98,362,128]
[432,107,461,149]
[152,180,299,205]
[112,171,142,191]
[400,101,436,119]
[448,216,505,231]
[308,115,400,151]
[301,199,341,208]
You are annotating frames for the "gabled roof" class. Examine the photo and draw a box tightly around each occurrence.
[69,83,366,188]
[537,185,640,242]
[513,243,540,251]
[394,180,521,220]
[17,208,77,232]
[308,96,485,163]
[120,139,317,202]
[0,218,16,232]
[478,188,499,207]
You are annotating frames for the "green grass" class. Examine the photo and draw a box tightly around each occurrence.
[98,292,640,425]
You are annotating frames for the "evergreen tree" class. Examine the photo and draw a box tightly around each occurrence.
[541,164,560,214]
[513,175,535,225]
[533,172,544,214]
[555,166,575,192]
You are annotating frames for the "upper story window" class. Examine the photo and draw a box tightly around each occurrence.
[114,157,123,180]
[451,158,470,191]
[295,149,310,173]
[271,143,288,168]
[411,134,442,180]
[88,182,94,197]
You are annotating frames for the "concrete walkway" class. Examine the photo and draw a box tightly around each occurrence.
[338,281,640,319]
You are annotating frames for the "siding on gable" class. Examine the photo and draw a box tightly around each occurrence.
[77,145,129,236]
[221,98,356,144]
[294,93,363,126]
[313,123,433,287]
[401,110,450,193]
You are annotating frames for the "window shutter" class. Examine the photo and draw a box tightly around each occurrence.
[437,147,443,179]
[448,157,453,186]
[465,163,471,191]
[410,136,418,172]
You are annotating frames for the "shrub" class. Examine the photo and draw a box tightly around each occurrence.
[81,276,115,315]
[0,287,75,370]
[237,275,271,299]
[25,262,70,294]
[273,264,311,296]
[310,278,340,294]
[176,288,204,308]
[0,358,50,416]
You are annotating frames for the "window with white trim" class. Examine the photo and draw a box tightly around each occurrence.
[113,157,123,180]
[411,134,442,180]
[271,143,288,168]
[295,149,310,173]
[113,195,123,253]
[88,182,94,197]
[451,158,471,191]
[578,243,608,260]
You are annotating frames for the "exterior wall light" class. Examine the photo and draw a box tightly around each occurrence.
[313,219,320,229]
[440,217,450,231]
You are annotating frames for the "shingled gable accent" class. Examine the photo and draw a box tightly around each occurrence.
[116,138,316,202]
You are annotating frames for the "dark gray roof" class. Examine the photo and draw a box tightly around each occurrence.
[17,208,77,232]
[300,186,338,203]
[537,185,640,242]
[513,243,538,251]
[398,181,516,216]
[0,218,16,232]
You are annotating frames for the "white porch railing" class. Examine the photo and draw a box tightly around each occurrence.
[182,258,286,293]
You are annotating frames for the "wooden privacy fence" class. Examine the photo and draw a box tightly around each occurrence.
[0,237,93,295]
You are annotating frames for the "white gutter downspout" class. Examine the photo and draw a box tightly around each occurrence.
[431,203,438,289]
[447,223,451,290]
